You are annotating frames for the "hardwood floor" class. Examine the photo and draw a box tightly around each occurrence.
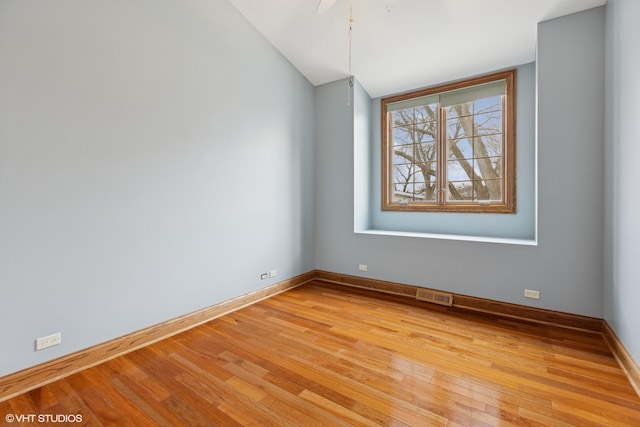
[2,281,639,426]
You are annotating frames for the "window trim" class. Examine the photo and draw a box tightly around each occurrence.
[381,69,517,213]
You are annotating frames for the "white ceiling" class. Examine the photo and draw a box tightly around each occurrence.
[228,0,606,98]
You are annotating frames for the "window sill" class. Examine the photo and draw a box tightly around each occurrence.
[355,229,538,246]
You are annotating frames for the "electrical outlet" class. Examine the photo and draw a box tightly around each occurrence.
[524,289,540,300]
[36,332,62,351]
[260,273,268,280]
[269,269,278,278]
[358,264,368,272]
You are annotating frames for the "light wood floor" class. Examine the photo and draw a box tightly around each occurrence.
[2,281,639,426]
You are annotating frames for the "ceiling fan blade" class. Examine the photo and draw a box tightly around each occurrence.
[316,0,337,15]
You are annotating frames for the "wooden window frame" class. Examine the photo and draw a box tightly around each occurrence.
[381,69,516,213]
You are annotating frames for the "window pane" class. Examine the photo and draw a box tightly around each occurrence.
[393,183,415,203]
[414,104,438,124]
[447,102,473,119]
[447,159,473,181]
[392,109,414,125]
[392,125,413,145]
[474,95,502,114]
[477,179,503,201]
[393,143,413,165]
[415,121,436,142]
[415,160,437,182]
[394,182,414,193]
[396,183,438,202]
[474,111,502,135]
[448,115,474,140]
[414,183,427,200]
[477,135,502,158]
[423,183,437,201]
[447,181,474,201]
[472,180,490,201]
[448,138,472,159]
[473,158,488,179]
[393,164,414,183]
[417,141,437,161]
[389,103,439,205]
[393,152,410,165]
[473,156,503,179]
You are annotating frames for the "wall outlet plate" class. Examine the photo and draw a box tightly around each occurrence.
[36,332,62,351]
[524,289,540,300]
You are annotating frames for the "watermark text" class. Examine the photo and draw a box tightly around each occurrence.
[5,413,83,424]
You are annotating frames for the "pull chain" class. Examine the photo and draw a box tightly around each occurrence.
[347,0,353,106]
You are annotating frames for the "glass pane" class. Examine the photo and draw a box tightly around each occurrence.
[392,109,414,125]
[389,101,440,205]
[423,182,437,201]
[490,179,503,200]
[395,183,422,201]
[414,104,438,124]
[473,157,502,179]
[415,121,436,142]
[448,138,472,159]
[415,161,437,182]
[393,143,413,164]
[474,111,502,135]
[447,159,473,181]
[473,159,485,179]
[392,126,413,145]
[477,135,502,158]
[448,115,474,140]
[474,95,502,114]
[472,180,490,200]
[393,152,410,165]
[447,181,474,201]
[417,142,437,161]
[475,179,502,201]
[394,186,414,203]
[413,183,427,200]
[447,118,462,139]
[447,102,473,119]
[394,182,414,193]
[393,164,414,183]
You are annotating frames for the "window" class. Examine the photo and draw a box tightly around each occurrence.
[381,70,516,213]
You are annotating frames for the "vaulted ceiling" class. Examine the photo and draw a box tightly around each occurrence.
[228,0,606,98]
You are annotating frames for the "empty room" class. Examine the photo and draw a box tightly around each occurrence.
[1,0,639,425]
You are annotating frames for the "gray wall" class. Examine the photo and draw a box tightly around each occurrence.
[1,1,625,380]
[0,0,315,376]
[315,7,605,318]
[604,0,640,363]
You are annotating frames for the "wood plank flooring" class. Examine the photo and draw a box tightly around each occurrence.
[1,281,639,426]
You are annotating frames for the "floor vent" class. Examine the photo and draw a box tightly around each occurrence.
[416,289,453,307]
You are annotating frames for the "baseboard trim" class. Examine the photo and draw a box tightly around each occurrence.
[4,270,638,403]
[313,270,603,333]
[0,271,315,403]
[452,294,603,333]
[313,270,423,299]
[602,321,640,398]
